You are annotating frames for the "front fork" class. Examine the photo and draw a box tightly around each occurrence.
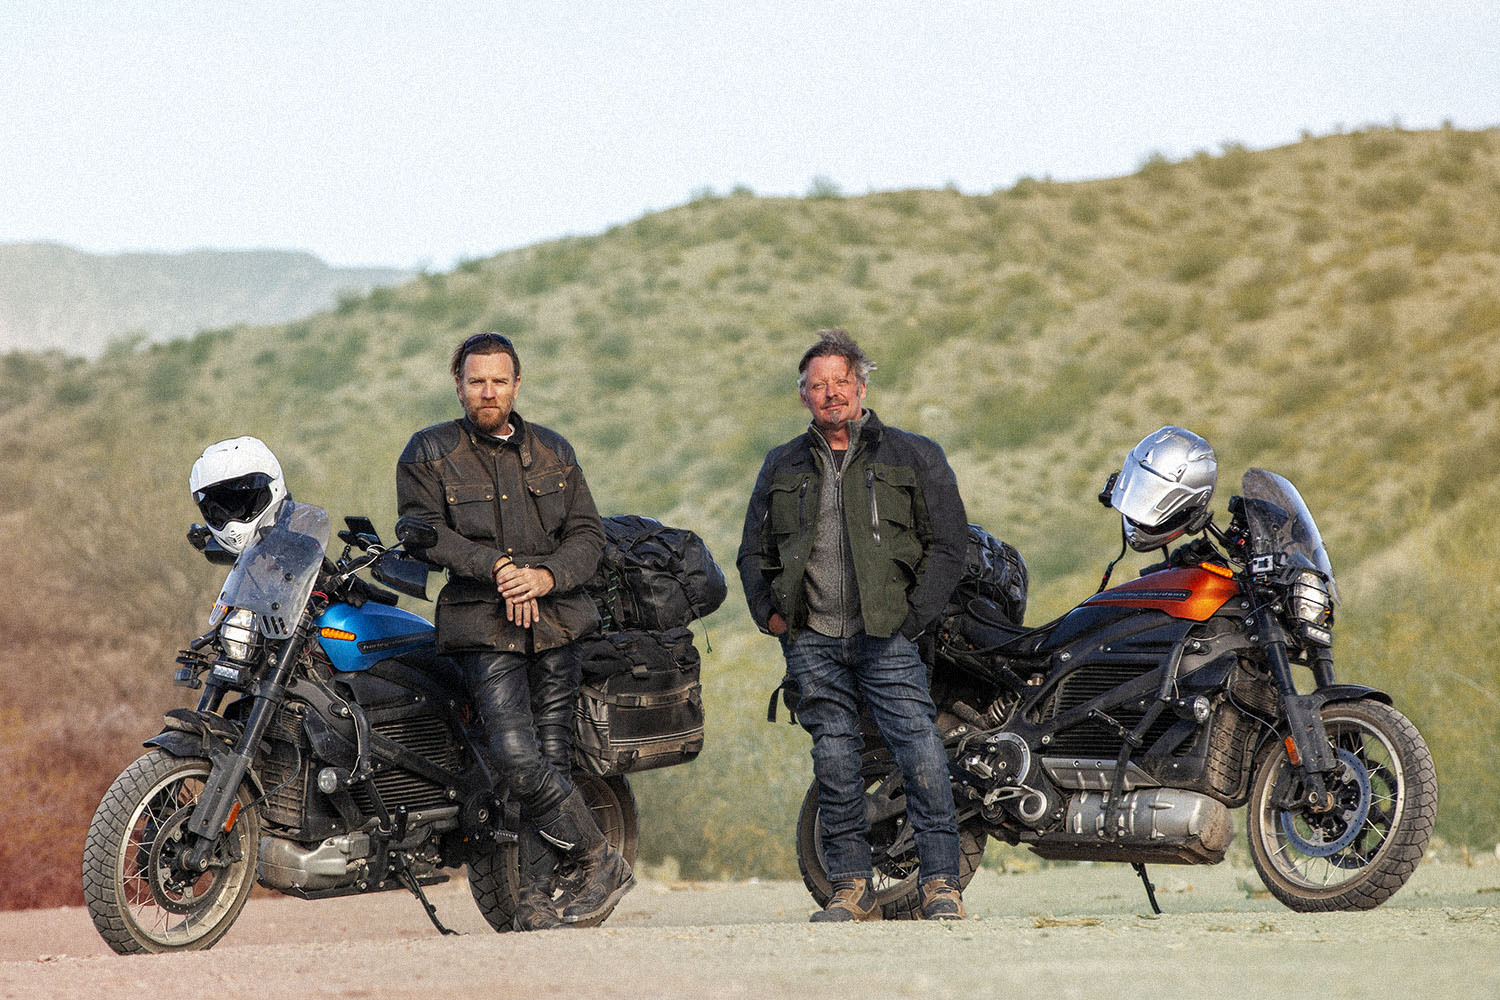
[1253,605,1337,812]
[179,618,309,873]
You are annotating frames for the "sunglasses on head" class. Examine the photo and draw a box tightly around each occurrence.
[460,332,514,352]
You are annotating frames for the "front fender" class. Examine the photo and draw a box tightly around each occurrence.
[144,728,223,759]
[147,707,244,754]
[145,709,268,799]
[1310,683,1392,707]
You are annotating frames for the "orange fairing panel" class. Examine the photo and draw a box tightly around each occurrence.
[1084,567,1241,621]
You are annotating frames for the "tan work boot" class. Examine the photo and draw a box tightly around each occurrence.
[809,878,883,922]
[919,876,965,920]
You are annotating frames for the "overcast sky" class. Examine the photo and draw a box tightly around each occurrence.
[3,2,1496,270]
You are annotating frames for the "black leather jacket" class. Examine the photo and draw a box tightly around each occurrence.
[396,413,605,654]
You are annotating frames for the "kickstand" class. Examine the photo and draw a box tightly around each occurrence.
[397,866,459,936]
[1132,862,1162,915]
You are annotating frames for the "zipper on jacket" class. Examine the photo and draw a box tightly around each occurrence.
[866,468,882,546]
[798,478,809,530]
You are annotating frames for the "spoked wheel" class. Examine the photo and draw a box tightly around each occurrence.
[83,750,260,954]
[1247,699,1436,912]
[795,755,986,919]
[469,771,638,932]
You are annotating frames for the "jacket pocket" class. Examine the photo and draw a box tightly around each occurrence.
[444,481,496,539]
[767,475,811,538]
[435,590,505,652]
[866,464,916,531]
[526,468,571,536]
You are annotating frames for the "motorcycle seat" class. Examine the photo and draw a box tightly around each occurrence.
[958,597,1049,657]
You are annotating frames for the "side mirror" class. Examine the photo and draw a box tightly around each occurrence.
[1097,471,1120,508]
[187,524,237,565]
[395,515,439,553]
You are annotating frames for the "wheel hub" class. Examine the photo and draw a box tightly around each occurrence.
[1278,747,1372,857]
[146,804,229,915]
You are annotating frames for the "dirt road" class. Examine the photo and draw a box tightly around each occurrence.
[3,862,1496,1000]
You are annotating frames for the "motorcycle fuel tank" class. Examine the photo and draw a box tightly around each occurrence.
[1082,566,1239,622]
[315,602,435,672]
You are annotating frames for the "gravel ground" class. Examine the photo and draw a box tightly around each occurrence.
[3,861,1497,1000]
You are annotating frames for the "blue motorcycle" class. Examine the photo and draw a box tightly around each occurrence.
[83,503,636,953]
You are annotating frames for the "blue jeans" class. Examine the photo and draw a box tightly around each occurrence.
[782,629,959,884]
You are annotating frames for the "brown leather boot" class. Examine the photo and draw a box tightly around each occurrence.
[919,876,965,920]
[809,878,883,922]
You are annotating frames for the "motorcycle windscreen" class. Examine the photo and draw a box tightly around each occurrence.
[211,500,331,638]
[1239,469,1339,603]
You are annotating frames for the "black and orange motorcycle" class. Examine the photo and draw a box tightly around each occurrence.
[791,432,1436,917]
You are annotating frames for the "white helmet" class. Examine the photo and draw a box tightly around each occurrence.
[189,436,287,554]
[1110,426,1217,551]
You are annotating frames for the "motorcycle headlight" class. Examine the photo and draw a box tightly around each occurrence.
[1291,571,1334,645]
[218,607,261,665]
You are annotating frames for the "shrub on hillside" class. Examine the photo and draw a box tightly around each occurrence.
[1355,174,1427,213]
[1168,232,1231,283]
[1352,262,1416,304]
[1197,142,1263,190]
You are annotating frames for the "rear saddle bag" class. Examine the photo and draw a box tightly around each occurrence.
[573,626,704,776]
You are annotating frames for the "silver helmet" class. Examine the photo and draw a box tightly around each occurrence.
[189,436,288,554]
[1110,426,1217,551]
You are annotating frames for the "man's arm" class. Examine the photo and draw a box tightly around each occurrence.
[902,438,968,639]
[528,459,606,594]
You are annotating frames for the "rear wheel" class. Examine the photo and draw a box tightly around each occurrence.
[795,756,985,919]
[83,750,260,954]
[468,771,638,931]
[1247,699,1436,911]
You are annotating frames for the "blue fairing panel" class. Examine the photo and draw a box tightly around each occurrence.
[315,601,435,672]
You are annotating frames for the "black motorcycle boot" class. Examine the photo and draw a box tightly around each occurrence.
[809,878,883,922]
[536,788,635,924]
[918,876,966,920]
[511,827,564,931]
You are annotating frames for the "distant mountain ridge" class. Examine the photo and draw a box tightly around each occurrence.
[0,242,413,355]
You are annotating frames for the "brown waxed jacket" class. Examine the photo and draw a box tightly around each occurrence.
[396,413,605,654]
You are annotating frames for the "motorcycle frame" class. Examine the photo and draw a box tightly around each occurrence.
[928,561,1390,858]
[155,602,506,893]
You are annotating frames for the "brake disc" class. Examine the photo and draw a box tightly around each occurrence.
[1278,747,1372,857]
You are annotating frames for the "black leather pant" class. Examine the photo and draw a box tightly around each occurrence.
[459,645,581,819]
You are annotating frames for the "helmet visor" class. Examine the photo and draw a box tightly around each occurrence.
[195,473,274,530]
[1110,461,1211,529]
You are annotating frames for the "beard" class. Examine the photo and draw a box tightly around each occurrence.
[466,403,512,435]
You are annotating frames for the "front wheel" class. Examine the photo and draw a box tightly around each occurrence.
[1247,699,1436,912]
[468,771,639,932]
[795,756,986,919]
[83,750,261,954]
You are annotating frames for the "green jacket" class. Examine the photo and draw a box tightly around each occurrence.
[737,409,968,640]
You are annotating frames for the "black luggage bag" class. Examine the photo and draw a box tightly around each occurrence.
[572,627,705,776]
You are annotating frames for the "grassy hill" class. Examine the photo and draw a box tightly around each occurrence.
[3,125,1498,908]
[0,243,412,355]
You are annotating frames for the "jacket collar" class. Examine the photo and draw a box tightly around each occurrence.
[460,411,535,467]
[804,407,883,454]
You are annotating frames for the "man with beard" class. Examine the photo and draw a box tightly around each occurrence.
[397,331,632,930]
[737,329,969,921]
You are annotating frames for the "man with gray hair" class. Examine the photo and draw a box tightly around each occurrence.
[737,329,970,920]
